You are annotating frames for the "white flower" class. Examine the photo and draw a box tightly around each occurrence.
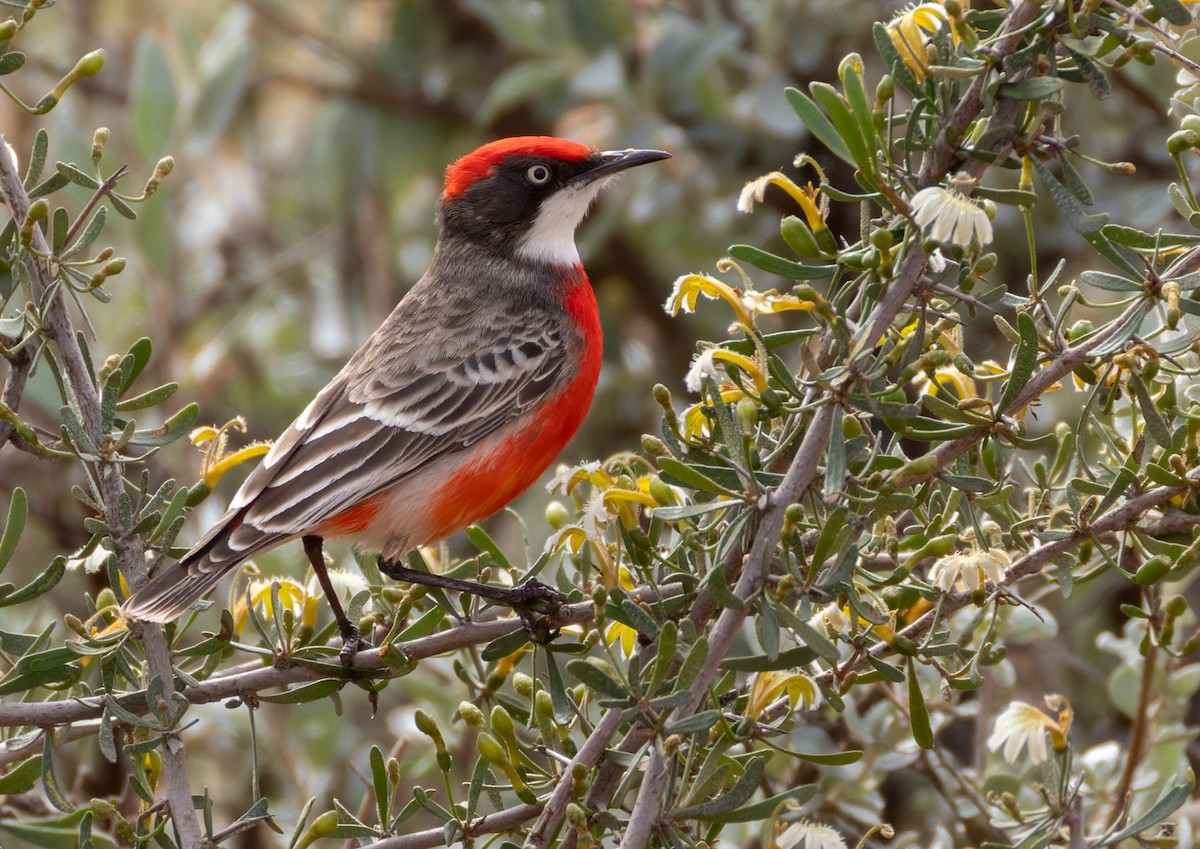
[68,546,114,574]
[987,700,1062,764]
[309,566,367,601]
[811,601,851,637]
[988,695,1070,766]
[910,185,993,249]
[684,349,720,393]
[928,547,1010,592]
[773,819,847,849]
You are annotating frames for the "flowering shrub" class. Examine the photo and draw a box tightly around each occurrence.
[2,2,1200,848]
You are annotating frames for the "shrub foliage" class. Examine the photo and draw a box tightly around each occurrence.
[2,1,1200,848]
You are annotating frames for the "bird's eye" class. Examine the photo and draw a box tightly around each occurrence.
[526,163,552,186]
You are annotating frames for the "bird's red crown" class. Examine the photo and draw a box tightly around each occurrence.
[443,136,595,200]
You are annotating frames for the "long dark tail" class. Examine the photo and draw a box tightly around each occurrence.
[122,507,283,623]
[122,561,229,623]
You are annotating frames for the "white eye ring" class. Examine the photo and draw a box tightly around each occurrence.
[526,163,552,185]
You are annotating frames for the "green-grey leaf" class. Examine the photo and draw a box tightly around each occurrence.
[257,678,342,704]
[1147,0,1192,25]
[672,755,767,819]
[0,754,41,794]
[996,312,1038,415]
[0,486,27,576]
[42,734,75,812]
[729,244,834,280]
[1080,270,1142,292]
[785,87,856,167]
[997,76,1063,100]
[907,661,934,749]
[1094,770,1195,846]
[0,555,66,607]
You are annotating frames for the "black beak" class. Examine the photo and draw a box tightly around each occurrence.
[575,148,671,184]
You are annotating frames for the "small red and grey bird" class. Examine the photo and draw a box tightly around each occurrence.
[123,136,669,660]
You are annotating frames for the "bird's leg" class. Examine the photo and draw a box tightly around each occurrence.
[376,556,567,644]
[302,535,365,669]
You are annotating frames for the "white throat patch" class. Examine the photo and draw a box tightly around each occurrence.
[516,177,611,267]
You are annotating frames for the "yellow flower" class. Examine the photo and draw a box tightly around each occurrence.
[665,273,753,327]
[685,348,767,394]
[886,2,957,82]
[232,568,365,636]
[746,670,821,719]
[741,288,820,316]
[191,418,271,489]
[738,171,828,232]
[603,567,639,657]
[917,364,979,400]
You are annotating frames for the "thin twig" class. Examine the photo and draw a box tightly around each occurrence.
[364,802,542,849]
[0,135,204,849]
[0,600,598,732]
[525,707,625,848]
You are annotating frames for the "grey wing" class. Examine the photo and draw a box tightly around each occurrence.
[205,322,569,557]
[123,322,569,623]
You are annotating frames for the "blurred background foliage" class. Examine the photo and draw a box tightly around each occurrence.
[1,0,1198,847]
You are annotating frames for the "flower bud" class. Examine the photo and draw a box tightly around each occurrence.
[414,708,443,742]
[735,397,758,436]
[875,73,894,105]
[490,704,516,740]
[458,701,485,730]
[512,671,534,698]
[640,433,667,456]
[477,731,509,766]
[293,809,340,849]
[144,156,175,197]
[96,587,117,610]
[43,49,106,110]
[534,689,554,720]
[1167,130,1198,155]
[91,127,109,161]
[648,474,675,506]
[544,500,570,530]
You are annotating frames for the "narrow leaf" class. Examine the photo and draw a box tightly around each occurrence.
[996,312,1038,414]
[566,658,629,700]
[907,661,934,749]
[729,244,834,280]
[42,734,75,812]
[785,87,856,166]
[0,487,27,575]
[672,755,767,819]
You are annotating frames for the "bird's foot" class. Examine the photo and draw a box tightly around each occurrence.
[377,558,566,643]
[510,578,567,644]
[337,622,371,671]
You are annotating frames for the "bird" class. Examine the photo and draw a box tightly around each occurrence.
[122,136,670,664]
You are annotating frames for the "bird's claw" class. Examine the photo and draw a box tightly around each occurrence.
[509,578,567,645]
[337,624,370,671]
